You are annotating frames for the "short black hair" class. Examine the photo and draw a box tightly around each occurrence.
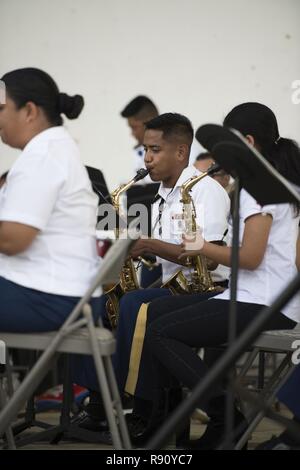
[144,112,193,147]
[120,95,158,121]
[195,152,213,161]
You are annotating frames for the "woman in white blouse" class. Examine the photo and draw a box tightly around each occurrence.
[138,102,300,449]
[0,68,101,332]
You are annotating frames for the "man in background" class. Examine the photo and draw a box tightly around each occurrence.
[120,96,161,287]
[194,152,231,190]
[121,95,159,182]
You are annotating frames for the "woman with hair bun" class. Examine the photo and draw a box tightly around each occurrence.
[0,68,102,332]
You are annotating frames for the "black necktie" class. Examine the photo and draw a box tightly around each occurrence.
[157,197,165,237]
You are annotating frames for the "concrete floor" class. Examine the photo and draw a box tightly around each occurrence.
[2,407,290,451]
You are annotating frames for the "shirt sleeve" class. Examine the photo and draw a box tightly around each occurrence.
[0,152,66,230]
[192,178,230,242]
[240,189,276,222]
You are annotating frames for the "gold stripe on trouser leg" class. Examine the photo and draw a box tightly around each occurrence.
[125,303,149,396]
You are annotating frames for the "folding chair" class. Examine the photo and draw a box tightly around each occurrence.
[234,324,300,449]
[0,224,139,450]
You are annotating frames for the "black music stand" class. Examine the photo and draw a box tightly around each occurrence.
[85,166,111,205]
[146,125,300,450]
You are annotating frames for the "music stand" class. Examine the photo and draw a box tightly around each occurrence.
[196,124,300,204]
[85,166,112,205]
[146,125,300,450]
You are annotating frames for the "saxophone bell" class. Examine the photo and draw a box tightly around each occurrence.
[104,169,149,328]
[137,254,159,270]
[161,269,191,295]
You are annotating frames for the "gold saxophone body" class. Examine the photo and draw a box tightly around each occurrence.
[180,165,220,293]
[105,169,149,328]
[161,269,191,295]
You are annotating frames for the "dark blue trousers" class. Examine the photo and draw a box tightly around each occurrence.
[131,291,218,401]
[0,276,104,332]
[145,297,296,409]
[114,288,171,393]
[140,264,162,288]
[71,289,172,392]
[72,290,219,395]
[0,276,106,391]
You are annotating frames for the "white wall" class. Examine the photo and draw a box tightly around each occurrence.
[0,0,300,190]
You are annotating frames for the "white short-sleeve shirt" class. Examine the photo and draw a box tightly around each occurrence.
[0,126,101,296]
[215,189,300,322]
[152,165,230,283]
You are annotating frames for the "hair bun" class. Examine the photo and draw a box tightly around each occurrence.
[58,92,84,119]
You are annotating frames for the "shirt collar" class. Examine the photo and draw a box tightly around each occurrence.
[23,126,68,153]
[157,165,200,198]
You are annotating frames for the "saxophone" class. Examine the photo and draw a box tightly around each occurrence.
[105,168,149,328]
[180,164,221,293]
[161,269,191,295]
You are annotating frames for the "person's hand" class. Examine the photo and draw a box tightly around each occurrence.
[178,228,205,261]
[129,237,150,259]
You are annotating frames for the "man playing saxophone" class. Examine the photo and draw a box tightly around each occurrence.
[114,113,230,440]
[127,113,230,289]
[71,113,230,439]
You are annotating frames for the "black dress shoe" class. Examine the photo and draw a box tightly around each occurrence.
[69,410,112,445]
[184,408,248,450]
[71,410,109,433]
[127,388,185,446]
[126,412,162,446]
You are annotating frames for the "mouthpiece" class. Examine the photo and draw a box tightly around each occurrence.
[134,168,150,182]
[207,163,221,176]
